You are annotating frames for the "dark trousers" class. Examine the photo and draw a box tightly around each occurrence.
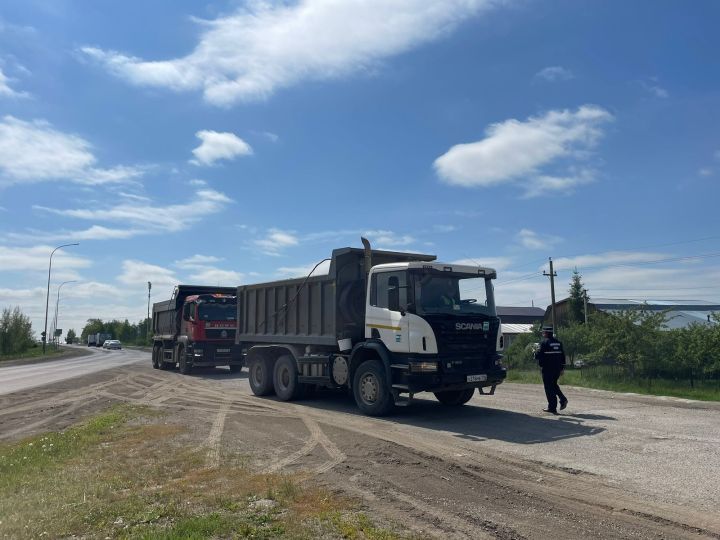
[542,367,566,411]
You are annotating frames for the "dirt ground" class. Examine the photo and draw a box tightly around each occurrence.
[1,359,719,540]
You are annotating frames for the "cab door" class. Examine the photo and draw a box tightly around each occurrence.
[365,270,410,353]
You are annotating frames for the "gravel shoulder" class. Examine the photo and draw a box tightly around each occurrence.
[1,351,718,539]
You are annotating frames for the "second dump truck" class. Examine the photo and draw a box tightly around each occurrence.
[152,285,243,374]
[236,239,506,416]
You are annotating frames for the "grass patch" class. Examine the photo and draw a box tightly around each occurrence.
[506,369,720,401]
[0,345,66,363]
[0,405,416,539]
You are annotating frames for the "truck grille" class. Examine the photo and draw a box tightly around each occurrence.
[424,315,499,372]
[205,328,236,340]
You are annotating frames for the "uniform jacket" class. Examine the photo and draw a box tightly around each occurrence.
[535,336,566,369]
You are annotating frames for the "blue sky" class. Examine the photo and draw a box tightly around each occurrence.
[1,0,719,335]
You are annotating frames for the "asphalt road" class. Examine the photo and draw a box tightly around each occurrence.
[1,348,719,538]
[0,345,145,396]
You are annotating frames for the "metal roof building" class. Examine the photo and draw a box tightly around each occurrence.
[544,297,719,330]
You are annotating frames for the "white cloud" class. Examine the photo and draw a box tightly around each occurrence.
[188,178,207,186]
[31,189,232,238]
[434,106,612,195]
[175,254,224,269]
[254,229,299,255]
[0,66,28,98]
[551,251,668,272]
[522,169,595,198]
[262,131,279,143]
[276,260,332,278]
[698,168,713,177]
[0,116,143,186]
[363,229,415,248]
[80,1,500,106]
[188,268,243,285]
[516,229,562,250]
[117,191,151,202]
[640,79,669,99]
[0,245,90,273]
[118,259,178,289]
[190,130,253,166]
[534,66,574,82]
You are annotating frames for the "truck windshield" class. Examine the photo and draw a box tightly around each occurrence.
[412,272,496,316]
[198,303,236,321]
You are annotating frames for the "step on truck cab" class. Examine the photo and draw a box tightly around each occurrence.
[236,239,506,416]
[152,285,243,375]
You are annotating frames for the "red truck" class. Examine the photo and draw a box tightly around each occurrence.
[151,285,243,374]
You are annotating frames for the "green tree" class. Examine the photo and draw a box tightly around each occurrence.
[0,306,34,355]
[567,268,586,324]
[66,328,77,344]
[557,322,591,366]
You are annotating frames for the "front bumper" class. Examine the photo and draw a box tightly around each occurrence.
[189,342,244,367]
[395,357,506,393]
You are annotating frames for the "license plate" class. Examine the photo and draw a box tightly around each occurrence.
[217,349,230,353]
[467,374,487,383]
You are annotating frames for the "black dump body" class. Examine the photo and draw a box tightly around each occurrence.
[236,247,436,347]
[153,285,236,338]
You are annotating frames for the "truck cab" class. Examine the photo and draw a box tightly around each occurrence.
[152,286,243,374]
[363,261,505,404]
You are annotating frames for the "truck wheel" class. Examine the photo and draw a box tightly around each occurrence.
[248,356,274,396]
[273,355,305,401]
[228,364,242,374]
[434,388,475,406]
[151,345,160,369]
[352,360,394,416]
[178,346,192,375]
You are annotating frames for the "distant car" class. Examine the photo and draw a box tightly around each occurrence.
[103,340,122,350]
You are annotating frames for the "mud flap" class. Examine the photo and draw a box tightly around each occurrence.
[392,388,414,407]
[478,384,496,396]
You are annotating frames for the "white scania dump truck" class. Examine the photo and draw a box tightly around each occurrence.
[235,239,506,416]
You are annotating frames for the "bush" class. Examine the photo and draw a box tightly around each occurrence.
[0,306,35,356]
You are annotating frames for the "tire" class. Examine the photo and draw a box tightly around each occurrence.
[352,359,394,416]
[273,355,305,401]
[178,346,192,375]
[151,345,160,369]
[228,364,242,374]
[434,388,475,406]
[248,355,274,396]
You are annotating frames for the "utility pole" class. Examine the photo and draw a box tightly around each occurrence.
[543,257,558,336]
[583,288,589,324]
[146,281,152,343]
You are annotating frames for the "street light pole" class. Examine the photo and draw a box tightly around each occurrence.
[53,280,77,347]
[43,243,79,353]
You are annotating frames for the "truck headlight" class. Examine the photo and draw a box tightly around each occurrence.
[409,361,438,373]
[194,349,204,357]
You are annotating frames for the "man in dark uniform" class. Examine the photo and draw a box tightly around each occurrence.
[535,326,568,414]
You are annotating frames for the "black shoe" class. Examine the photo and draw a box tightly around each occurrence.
[543,408,558,415]
[559,399,568,411]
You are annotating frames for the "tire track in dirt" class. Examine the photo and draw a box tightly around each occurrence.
[203,400,231,469]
